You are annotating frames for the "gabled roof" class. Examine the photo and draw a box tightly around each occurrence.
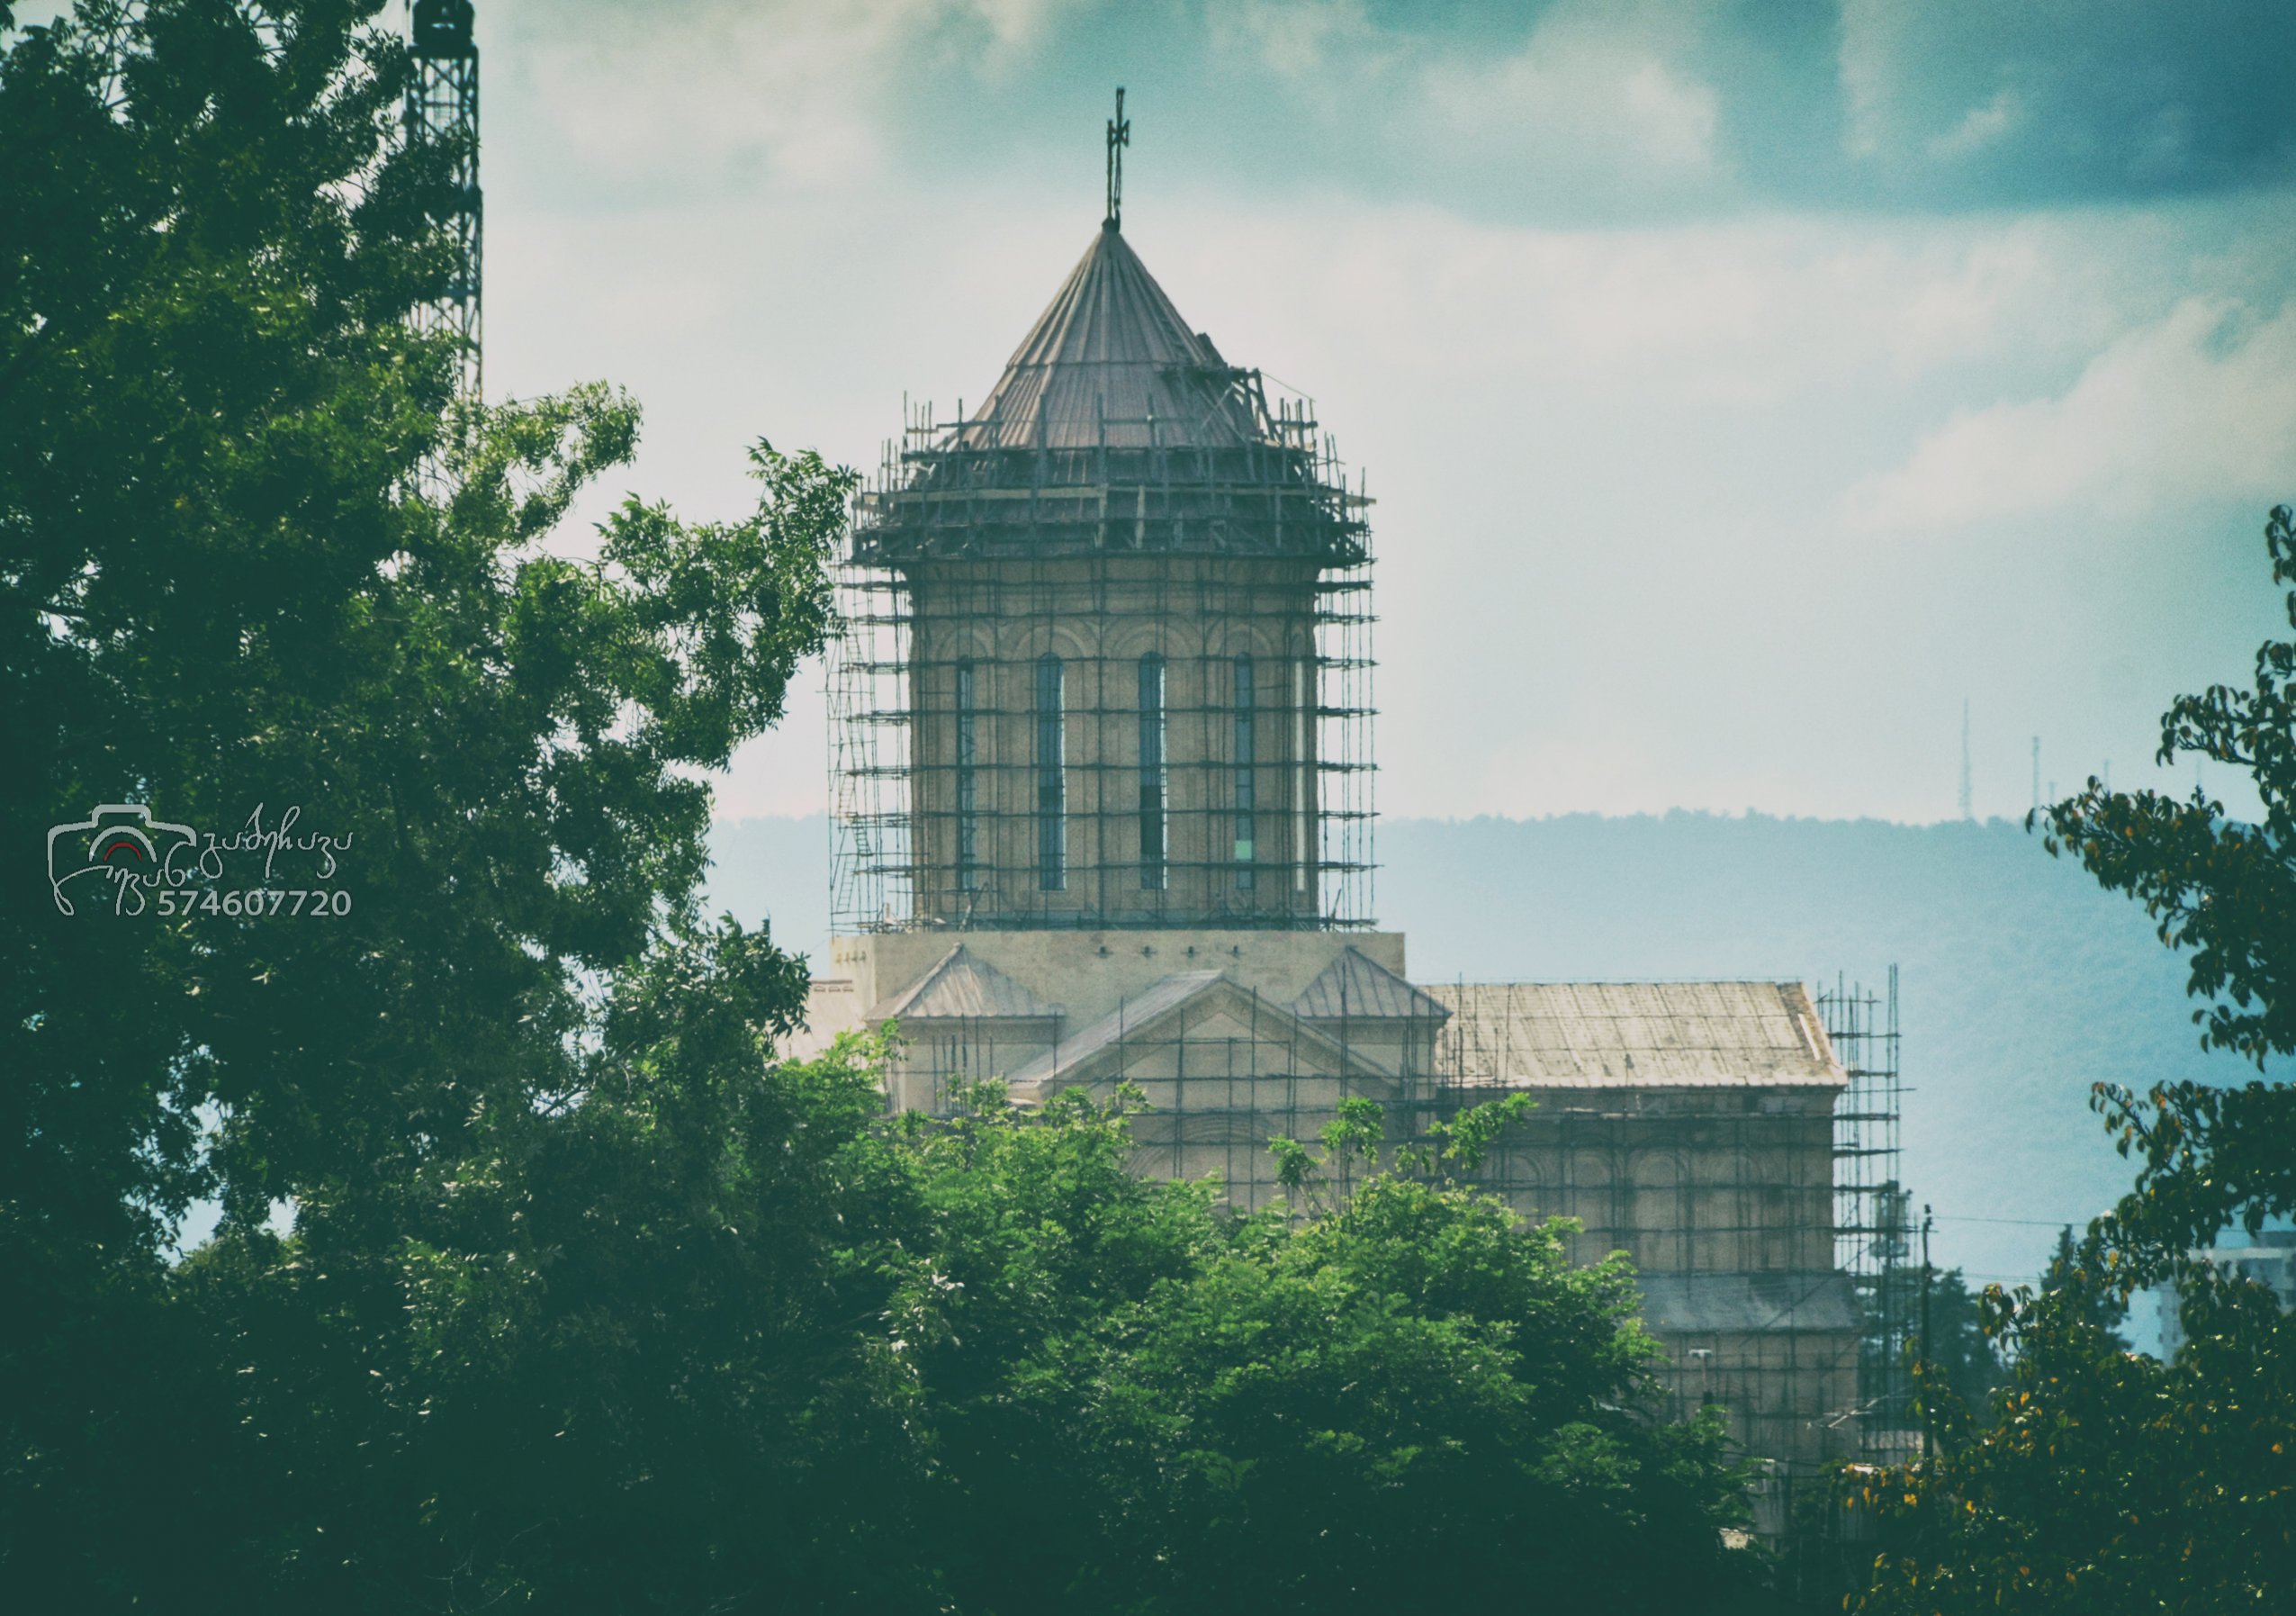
[1424,981,1844,1089]
[1007,970,1399,1094]
[870,944,1056,1023]
[1292,947,1452,1023]
[962,223,1258,452]
[1005,971,1223,1087]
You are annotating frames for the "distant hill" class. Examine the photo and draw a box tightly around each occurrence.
[706,810,2246,1296]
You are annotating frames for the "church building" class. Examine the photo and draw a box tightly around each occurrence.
[795,157,1864,1537]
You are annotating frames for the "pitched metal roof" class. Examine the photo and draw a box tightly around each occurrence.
[870,944,1056,1022]
[961,223,1258,452]
[1005,970,1227,1087]
[1635,1271,1859,1335]
[1003,971,1406,1094]
[1292,947,1452,1023]
[1425,981,1844,1089]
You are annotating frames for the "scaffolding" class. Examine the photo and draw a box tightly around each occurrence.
[870,959,1899,1570]
[1820,968,1914,1452]
[829,376,1377,934]
[892,974,1441,1214]
[1422,978,1887,1550]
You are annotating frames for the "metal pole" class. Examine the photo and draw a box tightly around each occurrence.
[1910,1203,1928,1459]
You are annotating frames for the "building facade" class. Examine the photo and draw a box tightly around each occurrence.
[2155,1232,2296,1356]
[799,211,1864,1537]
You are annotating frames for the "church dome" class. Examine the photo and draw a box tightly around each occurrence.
[852,223,1364,564]
[960,222,1256,452]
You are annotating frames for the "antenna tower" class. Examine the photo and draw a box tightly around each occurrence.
[406,1,482,418]
[1958,700,1972,821]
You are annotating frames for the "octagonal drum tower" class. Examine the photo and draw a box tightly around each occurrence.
[830,219,1374,935]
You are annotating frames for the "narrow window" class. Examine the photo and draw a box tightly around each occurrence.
[955,661,980,891]
[1233,654,1256,889]
[1293,657,1310,894]
[1138,653,1167,889]
[1035,654,1066,890]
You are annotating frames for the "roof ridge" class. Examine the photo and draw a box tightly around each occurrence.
[1005,969,1229,1088]
[1007,968,1402,1095]
[1292,946,1452,1022]
[871,943,1056,1022]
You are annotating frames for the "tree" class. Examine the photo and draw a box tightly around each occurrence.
[2040,1224,2127,1350]
[167,967,934,1613]
[1845,509,2296,1613]
[889,1082,1763,1616]
[2,5,851,1603]
[1923,1267,2010,1412]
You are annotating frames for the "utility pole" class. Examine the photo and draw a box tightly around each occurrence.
[1910,1203,1928,1459]
[2030,736,2040,816]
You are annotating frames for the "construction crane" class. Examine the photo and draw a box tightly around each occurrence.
[406,0,482,412]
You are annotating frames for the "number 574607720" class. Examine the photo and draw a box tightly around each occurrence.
[155,888,352,919]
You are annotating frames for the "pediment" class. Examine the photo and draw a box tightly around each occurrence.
[1292,946,1452,1024]
[1008,971,1399,1100]
[870,943,1057,1023]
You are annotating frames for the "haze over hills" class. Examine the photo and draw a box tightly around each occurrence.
[706,810,2246,1297]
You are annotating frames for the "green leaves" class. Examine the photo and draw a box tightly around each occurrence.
[3,7,857,1605]
[881,1094,1751,1614]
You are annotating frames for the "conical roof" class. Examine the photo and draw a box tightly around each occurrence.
[961,223,1258,451]
[855,221,1367,565]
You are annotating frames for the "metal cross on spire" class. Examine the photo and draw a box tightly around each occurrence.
[1105,86,1130,230]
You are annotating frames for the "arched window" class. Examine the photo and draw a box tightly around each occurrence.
[1138,653,1167,890]
[955,661,980,892]
[1233,654,1256,889]
[1035,654,1065,890]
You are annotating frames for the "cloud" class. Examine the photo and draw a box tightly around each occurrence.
[1172,0,2296,218]
[1846,297,2296,530]
[1174,198,2167,415]
[1213,0,1380,80]
[1204,0,1724,212]
[1416,26,1720,180]
[473,0,2296,228]
[1837,0,2296,204]
[1929,90,2021,160]
[491,0,1077,193]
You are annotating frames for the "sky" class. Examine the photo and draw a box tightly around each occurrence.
[470,0,2291,826]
